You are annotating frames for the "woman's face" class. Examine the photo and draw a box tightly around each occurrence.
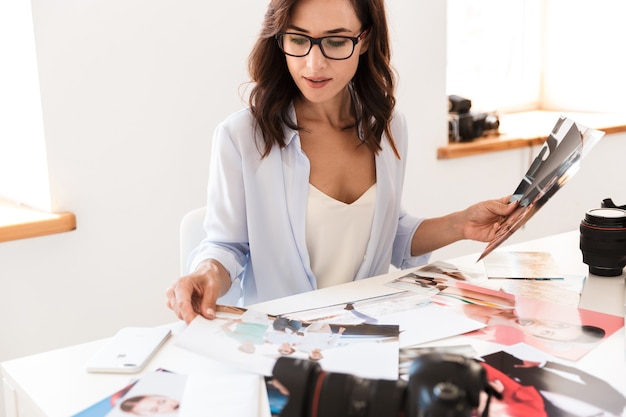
[515,318,583,342]
[285,0,367,106]
[131,395,180,415]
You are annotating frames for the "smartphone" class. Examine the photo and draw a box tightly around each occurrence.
[86,326,171,373]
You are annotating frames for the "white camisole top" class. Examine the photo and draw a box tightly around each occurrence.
[305,183,377,288]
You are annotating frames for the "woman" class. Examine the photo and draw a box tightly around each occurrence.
[166,0,516,324]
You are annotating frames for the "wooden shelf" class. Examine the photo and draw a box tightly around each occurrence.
[437,111,626,159]
[0,200,76,242]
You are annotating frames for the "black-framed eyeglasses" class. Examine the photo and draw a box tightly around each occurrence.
[275,29,369,60]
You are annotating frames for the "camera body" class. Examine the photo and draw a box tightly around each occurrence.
[272,352,496,417]
[448,95,499,142]
[580,198,626,277]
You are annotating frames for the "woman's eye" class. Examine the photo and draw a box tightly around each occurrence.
[326,38,348,48]
[289,36,308,45]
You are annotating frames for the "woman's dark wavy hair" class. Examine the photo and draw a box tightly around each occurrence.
[247,0,399,158]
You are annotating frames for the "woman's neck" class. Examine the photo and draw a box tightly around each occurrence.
[295,88,356,130]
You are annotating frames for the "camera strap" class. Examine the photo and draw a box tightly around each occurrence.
[482,384,502,417]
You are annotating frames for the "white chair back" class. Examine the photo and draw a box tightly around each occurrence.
[179,206,207,276]
[179,206,242,306]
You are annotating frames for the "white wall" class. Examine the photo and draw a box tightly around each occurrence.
[1,1,625,413]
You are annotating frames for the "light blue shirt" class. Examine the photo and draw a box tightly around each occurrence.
[189,106,430,306]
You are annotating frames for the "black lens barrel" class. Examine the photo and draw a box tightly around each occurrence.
[580,207,626,277]
[273,353,488,417]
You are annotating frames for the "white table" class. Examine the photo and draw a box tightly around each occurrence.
[2,230,625,416]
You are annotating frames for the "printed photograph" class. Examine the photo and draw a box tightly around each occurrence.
[386,260,489,295]
[479,117,604,260]
[480,344,626,417]
[106,371,187,417]
[431,283,623,361]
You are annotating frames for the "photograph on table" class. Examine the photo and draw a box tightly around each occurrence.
[72,369,181,417]
[105,371,187,417]
[480,344,626,417]
[385,260,489,294]
[482,251,564,280]
[174,307,401,380]
[432,282,623,361]
[278,290,434,324]
[72,381,138,417]
[272,290,487,348]
[175,291,489,380]
[497,276,583,307]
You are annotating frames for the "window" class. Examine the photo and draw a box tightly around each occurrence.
[447,0,626,115]
[0,0,51,211]
[447,0,542,113]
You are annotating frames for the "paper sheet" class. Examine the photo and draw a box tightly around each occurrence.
[179,372,262,417]
[174,312,400,380]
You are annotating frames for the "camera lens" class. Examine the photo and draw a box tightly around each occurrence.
[483,114,500,131]
[272,353,491,417]
[579,207,626,276]
[313,372,405,417]
[272,357,406,417]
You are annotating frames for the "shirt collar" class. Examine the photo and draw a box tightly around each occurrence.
[283,103,299,147]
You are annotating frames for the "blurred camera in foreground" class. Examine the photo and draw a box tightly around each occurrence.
[271,352,499,417]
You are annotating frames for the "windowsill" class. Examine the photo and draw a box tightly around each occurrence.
[437,111,626,159]
[0,198,76,242]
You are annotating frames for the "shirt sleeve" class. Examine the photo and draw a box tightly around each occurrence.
[388,111,431,270]
[188,119,250,281]
[392,209,430,269]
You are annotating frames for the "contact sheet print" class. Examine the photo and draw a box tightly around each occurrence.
[479,117,604,260]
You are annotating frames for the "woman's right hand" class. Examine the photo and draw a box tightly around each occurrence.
[165,259,231,324]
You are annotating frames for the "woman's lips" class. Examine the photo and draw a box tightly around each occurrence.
[304,77,331,89]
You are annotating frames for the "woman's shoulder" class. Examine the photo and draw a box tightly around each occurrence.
[214,108,261,145]
[210,108,262,156]
[217,105,297,150]
[390,108,407,131]
[389,108,409,154]
[219,107,255,132]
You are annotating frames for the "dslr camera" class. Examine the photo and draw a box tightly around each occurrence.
[271,352,499,417]
[448,95,499,142]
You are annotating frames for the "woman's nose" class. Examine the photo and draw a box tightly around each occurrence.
[305,44,327,70]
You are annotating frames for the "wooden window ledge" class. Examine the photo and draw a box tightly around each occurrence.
[0,199,76,242]
[437,111,626,159]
